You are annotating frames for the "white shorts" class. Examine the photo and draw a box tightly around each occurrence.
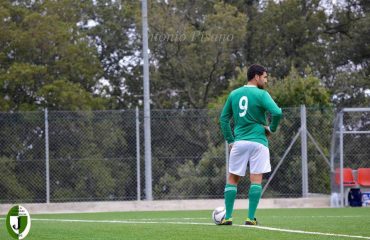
[228,140,271,176]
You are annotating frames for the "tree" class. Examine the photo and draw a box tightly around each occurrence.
[0,112,46,203]
[243,0,328,79]
[0,157,33,202]
[324,0,370,107]
[0,1,104,111]
[269,67,331,107]
[82,0,140,109]
[37,80,106,110]
[47,111,134,201]
[209,66,331,109]
[138,1,247,108]
[154,143,227,199]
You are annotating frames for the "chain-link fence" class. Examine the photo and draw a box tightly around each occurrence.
[0,107,344,203]
[330,108,370,206]
[0,110,138,203]
[335,109,370,169]
[0,112,45,203]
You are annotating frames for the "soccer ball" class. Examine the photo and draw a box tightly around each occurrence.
[212,206,226,225]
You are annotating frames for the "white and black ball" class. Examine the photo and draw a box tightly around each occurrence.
[212,206,226,225]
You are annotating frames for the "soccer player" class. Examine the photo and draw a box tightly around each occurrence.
[219,64,282,225]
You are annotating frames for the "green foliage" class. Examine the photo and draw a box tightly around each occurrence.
[0,1,104,111]
[269,67,331,107]
[37,80,106,110]
[330,71,370,108]
[1,0,368,109]
[0,63,46,111]
[145,1,247,108]
[84,0,140,109]
[322,0,370,107]
[209,66,331,109]
[74,157,115,200]
[243,0,328,79]
[0,157,33,202]
[155,144,226,199]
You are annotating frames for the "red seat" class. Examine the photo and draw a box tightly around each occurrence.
[335,168,357,186]
[358,168,370,187]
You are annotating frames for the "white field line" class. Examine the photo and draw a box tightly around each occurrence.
[239,225,370,239]
[110,217,209,221]
[269,215,363,218]
[0,216,361,220]
[2,217,366,240]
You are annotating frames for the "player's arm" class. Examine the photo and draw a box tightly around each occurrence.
[262,91,282,133]
[219,95,235,144]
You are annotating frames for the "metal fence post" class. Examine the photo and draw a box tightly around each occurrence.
[339,111,344,207]
[45,108,50,204]
[136,107,141,201]
[301,105,308,197]
[142,0,153,201]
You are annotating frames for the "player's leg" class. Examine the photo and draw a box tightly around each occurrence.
[222,141,249,225]
[246,173,263,225]
[223,173,240,224]
[246,142,271,225]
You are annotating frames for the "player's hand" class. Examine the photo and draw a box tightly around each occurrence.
[264,126,271,137]
[228,143,234,152]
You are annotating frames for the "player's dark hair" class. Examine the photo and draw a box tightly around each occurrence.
[247,64,267,81]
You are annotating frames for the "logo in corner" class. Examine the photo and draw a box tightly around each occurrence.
[6,205,31,239]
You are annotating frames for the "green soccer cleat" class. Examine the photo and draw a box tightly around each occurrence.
[245,218,258,225]
[220,218,233,225]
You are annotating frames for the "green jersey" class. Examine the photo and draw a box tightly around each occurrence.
[220,85,282,147]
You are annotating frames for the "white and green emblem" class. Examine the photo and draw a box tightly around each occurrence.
[6,205,31,239]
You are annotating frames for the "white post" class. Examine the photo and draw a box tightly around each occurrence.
[136,107,141,201]
[301,105,308,197]
[339,111,344,207]
[45,109,50,204]
[141,0,152,200]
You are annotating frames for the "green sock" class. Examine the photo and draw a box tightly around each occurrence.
[248,184,262,220]
[224,184,237,220]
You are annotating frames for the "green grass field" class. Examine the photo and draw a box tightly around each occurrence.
[1,208,370,240]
